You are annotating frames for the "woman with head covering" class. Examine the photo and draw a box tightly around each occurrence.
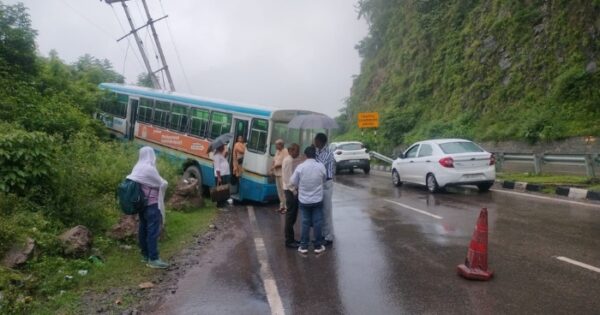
[126,146,169,269]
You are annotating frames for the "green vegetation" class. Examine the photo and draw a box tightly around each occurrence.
[26,209,216,314]
[0,2,213,313]
[339,0,600,152]
[497,172,600,191]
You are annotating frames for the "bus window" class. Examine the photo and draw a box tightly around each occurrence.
[247,118,268,153]
[138,98,154,123]
[208,111,232,139]
[169,104,189,132]
[153,101,171,128]
[190,108,209,138]
[99,93,127,118]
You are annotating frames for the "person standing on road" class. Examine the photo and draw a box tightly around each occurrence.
[282,143,304,248]
[271,139,288,213]
[213,144,231,208]
[314,133,335,245]
[290,146,327,254]
[127,146,169,269]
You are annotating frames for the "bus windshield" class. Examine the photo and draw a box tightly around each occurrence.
[270,122,326,155]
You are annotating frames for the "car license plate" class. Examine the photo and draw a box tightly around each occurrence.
[349,160,360,163]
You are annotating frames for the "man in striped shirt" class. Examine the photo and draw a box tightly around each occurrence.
[314,133,335,245]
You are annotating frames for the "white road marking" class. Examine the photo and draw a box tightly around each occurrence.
[491,189,600,209]
[383,199,443,220]
[555,256,600,273]
[247,206,286,315]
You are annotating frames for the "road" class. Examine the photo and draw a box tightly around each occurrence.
[152,171,600,315]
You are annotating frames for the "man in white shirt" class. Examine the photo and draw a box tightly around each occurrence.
[282,143,304,248]
[271,139,289,212]
[290,146,327,254]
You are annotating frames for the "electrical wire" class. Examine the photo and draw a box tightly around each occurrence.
[58,0,114,38]
[158,0,193,92]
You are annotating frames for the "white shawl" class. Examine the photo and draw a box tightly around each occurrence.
[126,146,168,222]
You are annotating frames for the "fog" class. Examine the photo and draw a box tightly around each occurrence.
[7,0,368,117]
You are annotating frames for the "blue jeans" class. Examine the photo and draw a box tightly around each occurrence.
[138,203,162,260]
[300,201,324,248]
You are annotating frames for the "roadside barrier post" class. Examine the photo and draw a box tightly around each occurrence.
[584,154,596,177]
[496,152,504,172]
[533,154,542,175]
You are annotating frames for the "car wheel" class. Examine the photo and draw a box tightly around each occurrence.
[426,174,440,193]
[392,170,402,187]
[477,182,494,192]
[349,168,354,174]
[363,166,370,174]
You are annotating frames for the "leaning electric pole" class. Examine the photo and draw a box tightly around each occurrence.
[103,0,175,91]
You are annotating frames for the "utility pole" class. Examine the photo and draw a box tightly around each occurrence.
[103,0,174,91]
[140,0,175,91]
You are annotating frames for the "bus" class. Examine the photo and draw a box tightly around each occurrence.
[97,83,330,203]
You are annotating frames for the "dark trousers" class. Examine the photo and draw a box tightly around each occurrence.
[284,190,299,244]
[138,203,162,260]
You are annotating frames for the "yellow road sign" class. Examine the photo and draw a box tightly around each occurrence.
[358,112,379,128]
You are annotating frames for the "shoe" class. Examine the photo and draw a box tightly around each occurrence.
[146,259,170,269]
[298,246,308,254]
[286,241,300,248]
[314,245,326,254]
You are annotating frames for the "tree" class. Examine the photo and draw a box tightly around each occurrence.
[136,72,154,88]
[0,1,38,77]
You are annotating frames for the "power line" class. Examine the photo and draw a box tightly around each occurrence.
[158,0,193,92]
[58,0,114,38]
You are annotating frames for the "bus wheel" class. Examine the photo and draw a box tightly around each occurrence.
[182,165,202,191]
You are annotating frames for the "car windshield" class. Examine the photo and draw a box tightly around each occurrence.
[339,143,363,150]
[439,141,484,154]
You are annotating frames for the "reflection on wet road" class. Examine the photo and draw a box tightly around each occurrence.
[155,171,600,315]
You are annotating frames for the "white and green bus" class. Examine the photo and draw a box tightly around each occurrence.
[97,83,329,202]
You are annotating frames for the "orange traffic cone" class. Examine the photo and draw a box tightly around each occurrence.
[457,208,493,281]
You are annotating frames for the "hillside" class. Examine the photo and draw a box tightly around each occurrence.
[339,0,600,149]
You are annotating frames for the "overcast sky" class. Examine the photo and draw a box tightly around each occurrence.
[6,0,368,117]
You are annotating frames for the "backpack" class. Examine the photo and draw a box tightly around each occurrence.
[117,179,147,215]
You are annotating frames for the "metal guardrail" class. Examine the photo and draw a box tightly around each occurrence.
[369,151,394,164]
[369,151,599,177]
[495,153,599,177]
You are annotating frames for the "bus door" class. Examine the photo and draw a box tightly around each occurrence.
[233,118,249,143]
[127,98,139,140]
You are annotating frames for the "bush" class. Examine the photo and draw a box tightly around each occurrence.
[0,123,57,195]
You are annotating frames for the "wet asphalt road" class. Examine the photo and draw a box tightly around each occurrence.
[153,171,600,315]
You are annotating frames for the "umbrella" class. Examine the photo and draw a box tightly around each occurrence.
[208,132,234,152]
[287,114,339,129]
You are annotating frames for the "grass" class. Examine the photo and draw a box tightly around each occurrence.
[30,207,217,314]
[498,172,600,191]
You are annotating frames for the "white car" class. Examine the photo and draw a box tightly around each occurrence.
[330,141,371,174]
[391,139,496,192]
